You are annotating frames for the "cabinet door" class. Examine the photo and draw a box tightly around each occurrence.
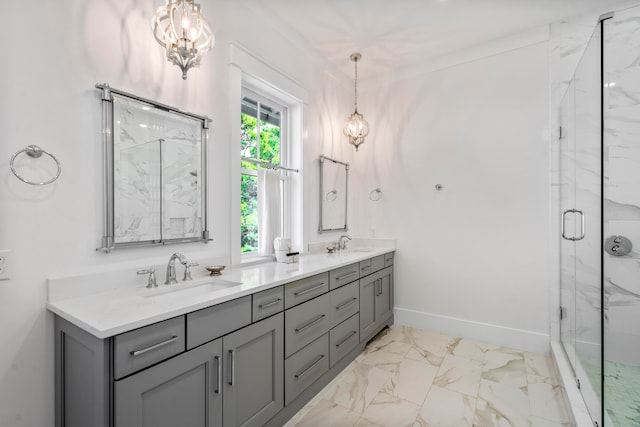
[375,267,393,326]
[223,313,283,427]
[359,274,377,340]
[114,338,222,427]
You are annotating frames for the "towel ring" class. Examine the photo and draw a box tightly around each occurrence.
[10,145,61,186]
[325,189,337,202]
[369,188,382,201]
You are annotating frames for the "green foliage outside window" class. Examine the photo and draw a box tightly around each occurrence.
[241,112,281,253]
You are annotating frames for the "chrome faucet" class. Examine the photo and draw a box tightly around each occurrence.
[165,253,188,285]
[338,234,352,251]
[137,268,157,288]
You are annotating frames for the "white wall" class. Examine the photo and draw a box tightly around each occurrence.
[0,1,349,425]
[349,39,551,353]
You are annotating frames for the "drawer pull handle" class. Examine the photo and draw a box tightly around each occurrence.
[214,355,221,394]
[294,283,325,297]
[294,354,325,379]
[336,271,357,281]
[360,266,370,271]
[335,331,357,348]
[335,297,357,311]
[228,350,235,386]
[129,335,178,357]
[258,298,282,310]
[295,314,326,333]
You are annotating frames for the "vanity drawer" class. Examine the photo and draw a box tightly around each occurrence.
[285,333,329,405]
[384,252,394,268]
[330,314,359,367]
[285,293,331,357]
[330,280,359,328]
[114,316,185,379]
[361,256,385,276]
[186,295,251,350]
[253,286,284,322]
[330,263,360,289]
[371,255,385,273]
[359,258,372,277]
[284,272,329,309]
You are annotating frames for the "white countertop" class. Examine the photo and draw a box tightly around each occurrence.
[47,248,394,339]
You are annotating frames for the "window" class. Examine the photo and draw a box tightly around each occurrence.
[240,89,288,255]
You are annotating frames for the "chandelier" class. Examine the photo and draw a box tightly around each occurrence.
[152,0,215,80]
[343,53,369,151]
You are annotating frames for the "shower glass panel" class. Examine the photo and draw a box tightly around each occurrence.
[559,6,640,426]
[603,6,640,426]
[559,78,576,373]
[559,21,602,426]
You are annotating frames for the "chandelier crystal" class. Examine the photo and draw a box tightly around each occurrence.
[152,0,215,80]
[343,53,369,151]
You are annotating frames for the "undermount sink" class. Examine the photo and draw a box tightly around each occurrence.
[146,279,241,302]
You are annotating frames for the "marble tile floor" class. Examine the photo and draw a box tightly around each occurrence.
[284,325,573,427]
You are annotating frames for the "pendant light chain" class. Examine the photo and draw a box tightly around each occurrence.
[354,56,358,113]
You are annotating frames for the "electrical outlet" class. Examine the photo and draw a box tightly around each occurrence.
[0,250,12,281]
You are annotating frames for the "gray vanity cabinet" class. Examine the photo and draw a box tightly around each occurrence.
[117,313,283,427]
[222,313,284,427]
[360,264,394,342]
[55,252,394,427]
[115,338,223,427]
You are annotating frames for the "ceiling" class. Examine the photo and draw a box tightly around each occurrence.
[245,0,628,78]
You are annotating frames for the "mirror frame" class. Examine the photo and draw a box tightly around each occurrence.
[96,83,210,252]
[318,155,349,233]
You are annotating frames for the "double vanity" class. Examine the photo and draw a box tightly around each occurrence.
[48,248,395,427]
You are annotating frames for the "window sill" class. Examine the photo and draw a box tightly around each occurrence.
[237,253,274,267]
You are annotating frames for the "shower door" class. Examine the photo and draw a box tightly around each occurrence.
[602,7,640,426]
[559,21,603,426]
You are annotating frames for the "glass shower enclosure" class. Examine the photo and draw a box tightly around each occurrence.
[559,6,640,427]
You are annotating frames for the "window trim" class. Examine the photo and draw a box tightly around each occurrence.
[229,44,306,267]
[239,87,292,260]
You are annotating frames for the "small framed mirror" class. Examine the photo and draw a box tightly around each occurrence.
[319,155,349,233]
[97,84,210,251]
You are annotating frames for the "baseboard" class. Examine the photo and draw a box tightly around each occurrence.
[394,307,550,355]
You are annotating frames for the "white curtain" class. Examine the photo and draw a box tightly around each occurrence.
[258,169,282,256]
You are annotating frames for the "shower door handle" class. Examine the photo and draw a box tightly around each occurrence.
[561,209,573,240]
[575,209,585,241]
[561,209,585,241]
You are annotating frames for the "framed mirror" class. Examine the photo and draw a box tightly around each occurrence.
[97,84,210,251]
[319,155,349,233]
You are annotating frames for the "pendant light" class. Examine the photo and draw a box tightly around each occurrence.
[152,0,215,80]
[343,53,369,151]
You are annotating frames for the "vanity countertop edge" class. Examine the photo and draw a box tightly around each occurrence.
[47,248,395,339]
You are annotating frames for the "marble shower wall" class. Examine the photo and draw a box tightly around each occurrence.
[603,5,640,367]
